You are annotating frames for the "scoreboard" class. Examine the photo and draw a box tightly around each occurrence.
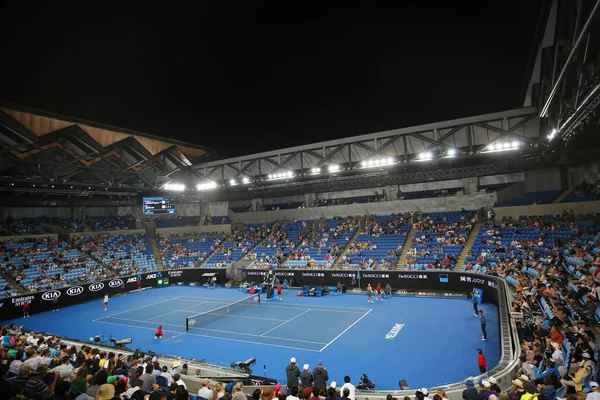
[143,197,176,215]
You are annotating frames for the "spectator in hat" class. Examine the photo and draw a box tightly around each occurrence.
[509,379,524,400]
[313,361,328,390]
[587,382,600,400]
[198,378,213,400]
[340,376,355,400]
[25,364,61,397]
[173,373,186,389]
[415,388,431,400]
[96,381,116,400]
[462,380,478,400]
[286,357,301,392]
[488,377,501,394]
[300,365,313,388]
[326,382,340,400]
[478,380,497,400]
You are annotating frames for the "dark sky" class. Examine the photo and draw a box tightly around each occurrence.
[0,1,543,160]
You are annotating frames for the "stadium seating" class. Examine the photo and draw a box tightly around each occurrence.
[154,216,203,228]
[286,216,360,268]
[342,214,410,269]
[1,238,99,291]
[231,205,252,213]
[497,190,561,207]
[405,211,476,270]
[206,223,269,268]
[86,216,133,231]
[562,182,600,203]
[204,215,232,225]
[159,232,226,269]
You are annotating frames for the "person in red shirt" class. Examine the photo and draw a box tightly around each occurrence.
[155,325,164,339]
[477,348,487,373]
[277,284,283,300]
[375,283,383,302]
[23,302,30,318]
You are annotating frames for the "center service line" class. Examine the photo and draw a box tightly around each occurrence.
[318,309,372,352]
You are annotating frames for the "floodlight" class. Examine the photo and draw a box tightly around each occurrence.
[163,183,185,191]
[511,141,520,148]
[329,165,340,172]
[242,177,250,184]
[287,171,293,177]
[197,181,217,191]
[229,179,236,185]
[447,149,456,157]
[503,142,510,149]
[361,161,367,167]
[386,157,394,164]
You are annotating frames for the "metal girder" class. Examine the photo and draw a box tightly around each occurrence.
[190,107,540,184]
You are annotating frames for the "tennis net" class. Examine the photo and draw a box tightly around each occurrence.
[185,294,260,332]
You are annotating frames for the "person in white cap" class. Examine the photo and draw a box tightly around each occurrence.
[300,364,313,388]
[286,357,301,392]
[587,382,600,400]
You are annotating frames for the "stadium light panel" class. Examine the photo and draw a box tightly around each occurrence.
[547,129,557,141]
[163,183,186,191]
[311,167,321,175]
[197,181,217,191]
[229,179,237,186]
[328,165,340,173]
[242,177,250,184]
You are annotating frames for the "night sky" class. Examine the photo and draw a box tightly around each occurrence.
[0,1,543,159]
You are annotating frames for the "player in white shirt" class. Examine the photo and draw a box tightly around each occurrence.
[103,294,109,311]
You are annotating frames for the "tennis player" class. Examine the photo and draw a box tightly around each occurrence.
[277,284,283,300]
[366,284,373,304]
[155,325,164,339]
[375,283,383,301]
[103,294,109,311]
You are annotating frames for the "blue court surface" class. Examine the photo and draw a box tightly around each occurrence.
[4,286,499,389]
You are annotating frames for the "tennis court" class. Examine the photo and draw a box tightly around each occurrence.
[93,294,371,352]
[5,285,499,389]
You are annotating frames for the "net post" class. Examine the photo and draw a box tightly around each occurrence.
[185,317,189,332]
[256,293,260,304]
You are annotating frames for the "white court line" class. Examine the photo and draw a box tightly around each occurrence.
[147,301,207,321]
[96,316,325,344]
[104,296,182,319]
[260,309,311,337]
[253,304,366,314]
[318,309,372,352]
[95,319,322,352]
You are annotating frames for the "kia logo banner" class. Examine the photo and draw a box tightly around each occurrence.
[109,279,124,288]
[88,282,105,292]
[41,290,61,301]
[66,286,84,296]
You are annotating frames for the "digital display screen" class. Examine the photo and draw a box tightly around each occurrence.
[439,274,448,283]
[143,197,176,215]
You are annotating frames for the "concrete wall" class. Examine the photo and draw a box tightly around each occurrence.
[493,200,600,219]
[206,201,229,216]
[398,179,463,192]
[0,207,72,219]
[566,161,600,188]
[478,172,524,186]
[233,192,497,223]
[317,186,386,199]
[524,167,563,192]
[496,181,526,205]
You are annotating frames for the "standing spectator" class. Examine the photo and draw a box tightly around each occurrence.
[340,376,355,400]
[23,302,30,318]
[479,310,487,340]
[286,358,300,392]
[277,284,283,301]
[472,293,479,316]
[477,349,487,373]
[300,364,313,389]
[313,361,328,390]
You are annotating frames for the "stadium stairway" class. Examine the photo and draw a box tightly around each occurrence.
[553,189,572,203]
[0,270,26,294]
[395,224,416,270]
[143,220,164,270]
[453,222,483,271]
[332,217,364,269]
